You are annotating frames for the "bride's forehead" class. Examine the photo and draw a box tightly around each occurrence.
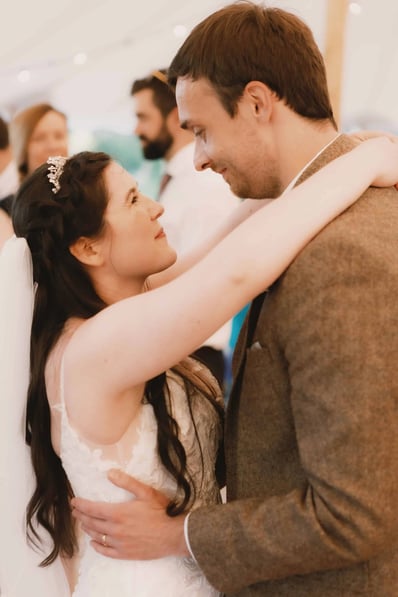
[106,162,136,186]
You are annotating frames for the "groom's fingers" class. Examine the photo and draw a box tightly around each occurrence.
[107,469,169,507]
[71,497,112,520]
[90,541,120,559]
[71,476,169,538]
[71,471,168,510]
[72,509,113,538]
[107,468,145,494]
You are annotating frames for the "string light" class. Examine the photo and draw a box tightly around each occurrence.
[2,36,133,82]
[173,24,188,38]
[2,13,190,85]
[73,52,88,66]
[17,69,31,83]
[349,2,362,15]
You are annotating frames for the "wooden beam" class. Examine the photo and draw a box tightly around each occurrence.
[324,0,348,127]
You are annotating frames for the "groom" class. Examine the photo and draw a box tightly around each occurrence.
[73,3,398,595]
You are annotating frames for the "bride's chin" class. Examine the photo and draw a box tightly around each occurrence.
[168,247,178,265]
[156,249,178,274]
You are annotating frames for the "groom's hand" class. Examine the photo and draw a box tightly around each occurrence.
[71,469,189,559]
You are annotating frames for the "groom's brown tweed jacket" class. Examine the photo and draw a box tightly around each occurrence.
[188,135,398,596]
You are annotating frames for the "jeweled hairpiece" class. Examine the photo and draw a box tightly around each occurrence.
[47,156,67,194]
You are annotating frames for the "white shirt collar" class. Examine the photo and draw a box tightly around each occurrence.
[282,133,341,196]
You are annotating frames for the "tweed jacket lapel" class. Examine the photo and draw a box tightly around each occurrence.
[295,133,356,185]
[231,292,266,370]
[229,291,266,404]
[229,133,355,402]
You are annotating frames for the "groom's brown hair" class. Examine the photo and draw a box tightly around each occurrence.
[169,1,337,128]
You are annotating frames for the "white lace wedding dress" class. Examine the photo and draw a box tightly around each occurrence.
[58,367,222,597]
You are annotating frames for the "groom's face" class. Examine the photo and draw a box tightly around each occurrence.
[175,76,282,199]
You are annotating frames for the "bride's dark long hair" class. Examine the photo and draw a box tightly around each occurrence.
[12,151,223,566]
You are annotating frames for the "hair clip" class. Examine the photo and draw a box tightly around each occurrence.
[151,70,168,85]
[47,156,67,194]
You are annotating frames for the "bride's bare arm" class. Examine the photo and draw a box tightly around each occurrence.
[145,197,271,290]
[149,133,398,291]
[68,137,398,393]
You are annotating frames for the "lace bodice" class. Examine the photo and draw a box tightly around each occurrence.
[58,366,222,596]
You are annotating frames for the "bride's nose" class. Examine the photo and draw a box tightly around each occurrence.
[147,197,164,220]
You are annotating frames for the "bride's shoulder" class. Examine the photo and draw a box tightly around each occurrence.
[45,318,85,400]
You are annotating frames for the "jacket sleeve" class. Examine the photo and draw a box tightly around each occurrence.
[186,188,398,593]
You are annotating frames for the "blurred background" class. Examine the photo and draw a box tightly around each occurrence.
[1,0,397,190]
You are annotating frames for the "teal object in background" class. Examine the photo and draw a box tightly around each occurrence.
[229,304,249,350]
[224,303,249,401]
[90,130,163,199]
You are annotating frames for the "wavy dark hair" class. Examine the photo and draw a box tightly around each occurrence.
[12,151,223,566]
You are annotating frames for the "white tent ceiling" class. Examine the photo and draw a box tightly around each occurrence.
[0,0,397,134]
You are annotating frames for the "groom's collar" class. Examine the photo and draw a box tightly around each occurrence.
[281,133,342,196]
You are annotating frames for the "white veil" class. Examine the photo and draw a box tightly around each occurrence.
[0,236,70,596]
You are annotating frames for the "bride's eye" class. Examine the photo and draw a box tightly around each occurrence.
[127,187,140,204]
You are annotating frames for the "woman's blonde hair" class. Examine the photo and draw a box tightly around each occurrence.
[9,103,66,182]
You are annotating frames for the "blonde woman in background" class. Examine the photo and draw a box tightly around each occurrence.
[0,103,68,250]
[9,102,68,183]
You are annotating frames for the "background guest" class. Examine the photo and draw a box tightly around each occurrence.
[9,102,68,184]
[0,116,18,249]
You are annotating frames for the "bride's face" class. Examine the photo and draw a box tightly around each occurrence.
[99,162,177,281]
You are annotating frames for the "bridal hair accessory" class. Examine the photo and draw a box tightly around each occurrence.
[47,156,67,194]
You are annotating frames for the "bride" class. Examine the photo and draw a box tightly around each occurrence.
[1,137,397,596]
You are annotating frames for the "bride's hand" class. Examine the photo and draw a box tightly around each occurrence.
[349,129,398,145]
[357,136,398,189]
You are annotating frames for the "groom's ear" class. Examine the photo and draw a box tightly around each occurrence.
[244,81,276,122]
[69,236,104,267]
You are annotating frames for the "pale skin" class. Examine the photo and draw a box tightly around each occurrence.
[68,133,398,564]
[0,209,13,251]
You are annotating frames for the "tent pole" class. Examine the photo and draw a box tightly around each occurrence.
[324,0,348,128]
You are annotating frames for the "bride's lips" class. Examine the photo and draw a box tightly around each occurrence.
[155,227,166,239]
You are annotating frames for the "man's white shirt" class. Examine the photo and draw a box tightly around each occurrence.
[159,142,240,351]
